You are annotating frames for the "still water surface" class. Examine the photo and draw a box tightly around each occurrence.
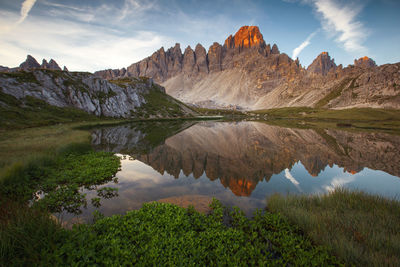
[58,121,400,224]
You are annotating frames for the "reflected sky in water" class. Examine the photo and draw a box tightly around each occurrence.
[57,121,400,224]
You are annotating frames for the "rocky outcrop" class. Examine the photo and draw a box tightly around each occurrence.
[19,55,41,70]
[2,55,67,73]
[354,56,377,68]
[224,25,265,50]
[94,25,400,110]
[194,44,208,74]
[182,46,196,73]
[207,42,223,73]
[307,52,337,75]
[41,59,62,71]
[0,69,195,118]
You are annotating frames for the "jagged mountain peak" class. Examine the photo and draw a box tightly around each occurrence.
[307,52,337,75]
[18,55,64,71]
[20,55,41,70]
[354,56,377,68]
[224,25,265,49]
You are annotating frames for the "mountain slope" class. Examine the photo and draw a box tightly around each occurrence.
[0,59,197,128]
[95,26,400,110]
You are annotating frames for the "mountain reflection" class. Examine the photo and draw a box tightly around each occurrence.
[92,121,400,196]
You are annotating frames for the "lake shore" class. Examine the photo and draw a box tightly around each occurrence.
[1,116,400,265]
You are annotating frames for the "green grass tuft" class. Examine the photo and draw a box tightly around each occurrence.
[267,188,400,266]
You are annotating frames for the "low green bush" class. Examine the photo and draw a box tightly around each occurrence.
[53,200,338,266]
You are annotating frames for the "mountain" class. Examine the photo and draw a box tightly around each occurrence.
[0,56,196,128]
[95,26,400,110]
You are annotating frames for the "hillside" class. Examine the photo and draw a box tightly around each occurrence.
[0,57,197,129]
[95,26,400,110]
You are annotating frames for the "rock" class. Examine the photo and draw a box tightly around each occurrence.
[354,56,377,68]
[41,59,62,70]
[208,42,223,72]
[224,26,265,50]
[19,55,41,70]
[0,69,184,118]
[48,59,62,70]
[195,44,208,73]
[183,46,196,74]
[307,52,337,75]
[0,66,10,72]
[271,44,280,54]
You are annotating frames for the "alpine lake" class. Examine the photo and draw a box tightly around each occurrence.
[53,119,400,225]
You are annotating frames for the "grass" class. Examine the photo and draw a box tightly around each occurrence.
[251,107,400,134]
[52,200,338,266]
[195,107,246,116]
[267,189,400,266]
[314,78,354,108]
[0,91,100,130]
[0,143,120,210]
[0,141,120,265]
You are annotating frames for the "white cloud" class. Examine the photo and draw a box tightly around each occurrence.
[0,10,171,71]
[324,174,355,192]
[17,0,37,25]
[310,0,368,53]
[292,30,318,59]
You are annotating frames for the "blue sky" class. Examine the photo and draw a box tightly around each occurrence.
[0,0,399,72]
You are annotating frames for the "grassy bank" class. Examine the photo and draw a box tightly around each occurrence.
[267,189,400,266]
[251,107,400,134]
[0,142,121,264]
[0,90,101,130]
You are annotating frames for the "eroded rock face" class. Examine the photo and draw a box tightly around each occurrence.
[183,46,196,74]
[208,42,223,73]
[307,52,337,75]
[0,69,165,118]
[195,44,208,74]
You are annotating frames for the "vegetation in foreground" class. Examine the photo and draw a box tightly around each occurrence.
[1,199,339,266]
[267,189,400,266]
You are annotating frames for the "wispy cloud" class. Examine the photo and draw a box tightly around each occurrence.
[284,168,303,192]
[0,10,171,71]
[310,0,368,53]
[292,30,318,59]
[17,0,37,25]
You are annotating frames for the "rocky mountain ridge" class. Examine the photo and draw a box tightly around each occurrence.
[0,59,195,119]
[95,26,400,110]
[1,55,68,73]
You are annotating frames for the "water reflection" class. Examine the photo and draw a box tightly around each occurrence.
[93,121,400,196]
[61,121,400,223]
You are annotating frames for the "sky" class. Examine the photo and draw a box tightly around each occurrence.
[0,0,399,72]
